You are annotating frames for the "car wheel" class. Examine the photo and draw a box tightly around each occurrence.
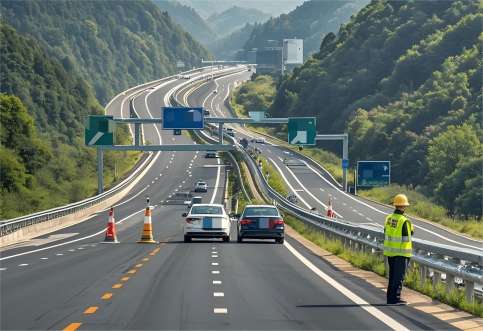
[223,236,230,243]
[184,235,191,243]
[276,237,284,244]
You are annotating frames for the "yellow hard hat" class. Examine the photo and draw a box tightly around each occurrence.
[393,194,410,207]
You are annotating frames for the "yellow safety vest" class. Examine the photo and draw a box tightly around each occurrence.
[383,213,412,257]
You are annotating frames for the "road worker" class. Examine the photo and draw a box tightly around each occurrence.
[384,194,414,304]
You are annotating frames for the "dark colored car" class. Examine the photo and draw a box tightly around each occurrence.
[235,205,284,243]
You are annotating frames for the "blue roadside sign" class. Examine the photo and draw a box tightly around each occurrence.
[162,107,204,129]
[357,161,391,188]
[342,159,349,169]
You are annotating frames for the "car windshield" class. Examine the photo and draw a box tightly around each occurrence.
[197,182,206,185]
[243,207,279,217]
[191,206,223,215]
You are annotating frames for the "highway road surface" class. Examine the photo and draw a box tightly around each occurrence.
[197,68,483,253]
[0,67,460,330]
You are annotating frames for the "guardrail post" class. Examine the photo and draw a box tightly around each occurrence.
[465,280,475,303]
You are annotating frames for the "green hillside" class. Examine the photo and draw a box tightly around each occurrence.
[0,24,137,219]
[208,6,269,37]
[244,0,368,56]
[0,0,211,104]
[155,0,216,45]
[268,0,482,217]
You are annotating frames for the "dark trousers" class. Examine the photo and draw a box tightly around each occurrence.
[387,256,409,304]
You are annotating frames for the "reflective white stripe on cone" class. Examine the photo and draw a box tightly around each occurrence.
[138,206,156,243]
[102,207,119,243]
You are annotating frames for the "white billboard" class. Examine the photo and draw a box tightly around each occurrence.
[283,39,303,64]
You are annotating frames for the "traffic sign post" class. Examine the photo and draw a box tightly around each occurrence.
[356,161,391,189]
[315,134,349,192]
[288,117,316,146]
[162,107,204,129]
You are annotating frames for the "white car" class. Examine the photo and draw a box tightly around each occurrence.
[194,181,208,192]
[255,137,266,144]
[183,204,230,242]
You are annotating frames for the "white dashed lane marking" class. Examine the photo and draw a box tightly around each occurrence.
[211,270,220,274]
[40,257,48,260]
[212,255,218,258]
[211,262,219,266]
[213,292,224,297]
[18,263,28,267]
[213,280,222,284]
[214,308,228,314]
[56,253,63,256]
[0,268,7,271]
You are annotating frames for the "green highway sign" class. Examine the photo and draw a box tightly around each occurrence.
[85,115,115,146]
[288,117,316,145]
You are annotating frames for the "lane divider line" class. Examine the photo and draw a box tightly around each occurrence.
[62,322,82,331]
[112,284,123,289]
[83,306,98,315]
[101,292,113,300]
[284,241,409,331]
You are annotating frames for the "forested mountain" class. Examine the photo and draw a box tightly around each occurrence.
[269,0,482,217]
[207,6,270,37]
[207,23,255,60]
[245,0,368,57]
[155,0,216,45]
[0,23,116,218]
[0,0,211,104]
[179,0,303,19]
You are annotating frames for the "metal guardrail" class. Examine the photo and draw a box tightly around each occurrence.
[172,70,482,303]
[0,66,212,237]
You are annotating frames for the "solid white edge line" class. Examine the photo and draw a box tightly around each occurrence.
[210,158,221,204]
[0,209,145,261]
[268,157,312,209]
[284,241,409,331]
[302,161,483,250]
[282,161,343,218]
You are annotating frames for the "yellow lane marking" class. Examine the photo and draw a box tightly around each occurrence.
[135,263,143,268]
[84,306,98,314]
[149,252,156,256]
[127,269,137,274]
[101,292,113,300]
[120,276,130,282]
[63,322,82,331]
[112,283,123,289]
[142,257,150,262]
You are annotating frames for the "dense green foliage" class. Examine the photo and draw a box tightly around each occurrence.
[0,0,211,104]
[231,75,276,116]
[244,0,367,56]
[155,0,216,45]
[0,24,139,219]
[269,0,482,217]
[208,6,269,38]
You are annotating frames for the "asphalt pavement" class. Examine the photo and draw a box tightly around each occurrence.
[0,67,459,330]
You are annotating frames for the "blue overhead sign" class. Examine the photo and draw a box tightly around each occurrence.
[162,107,204,130]
[357,161,391,188]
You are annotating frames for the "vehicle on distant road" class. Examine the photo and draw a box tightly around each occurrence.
[225,127,235,137]
[187,196,202,209]
[205,151,218,158]
[213,89,217,94]
[204,109,210,116]
[183,204,230,242]
[255,137,265,144]
[286,193,298,204]
[194,181,208,192]
[174,191,193,205]
[236,205,284,243]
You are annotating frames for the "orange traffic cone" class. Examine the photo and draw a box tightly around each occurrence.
[327,197,336,218]
[138,206,156,243]
[102,207,119,243]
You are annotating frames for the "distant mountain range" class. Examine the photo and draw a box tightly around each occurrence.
[208,6,270,37]
[244,0,369,57]
[155,0,216,44]
[178,0,304,18]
